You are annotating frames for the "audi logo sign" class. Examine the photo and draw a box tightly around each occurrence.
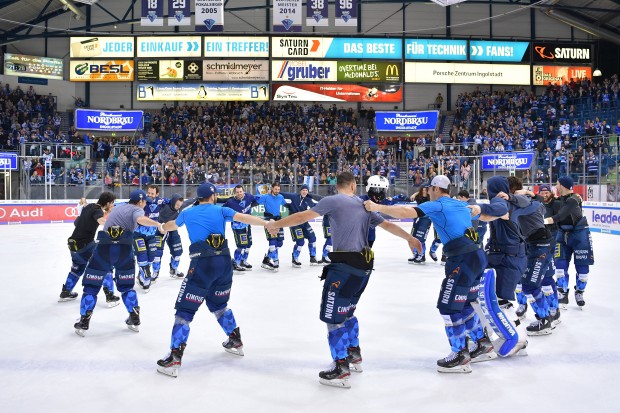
[0,204,79,224]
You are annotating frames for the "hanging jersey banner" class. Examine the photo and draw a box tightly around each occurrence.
[306,0,328,27]
[335,0,357,27]
[273,0,302,32]
[195,0,224,32]
[141,0,164,26]
[168,0,191,26]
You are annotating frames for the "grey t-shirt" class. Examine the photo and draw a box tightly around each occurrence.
[103,203,144,232]
[311,193,384,252]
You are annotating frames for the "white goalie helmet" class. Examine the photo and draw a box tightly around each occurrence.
[366,175,389,203]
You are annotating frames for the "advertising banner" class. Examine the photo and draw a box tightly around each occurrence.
[469,41,530,62]
[405,39,467,60]
[69,37,135,58]
[168,0,191,26]
[271,37,402,59]
[4,53,63,80]
[375,111,439,132]
[137,36,201,57]
[0,204,79,225]
[405,62,530,85]
[75,109,144,131]
[136,83,269,101]
[157,60,203,81]
[195,0,224,32]
[533,65,592,86]
[0,153,18,170]
[337,61,402,82]
[271,60,337,82]
[137,61,159,81]
[335,0,357,26]
[533,42,592,64]
[272,83,402,102]
[481,152,535,171]
[203,60,269,81]
[306,0,328,26]
[583,203,620,235]
[70,60,134,82]
[273,0,302,32]
[141,0,164,26]
[203,37,269,57]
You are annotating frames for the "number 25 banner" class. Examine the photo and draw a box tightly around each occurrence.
[195,0,224,32]
[336,0,357,26]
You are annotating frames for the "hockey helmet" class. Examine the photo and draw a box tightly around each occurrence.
[366,175,389,203]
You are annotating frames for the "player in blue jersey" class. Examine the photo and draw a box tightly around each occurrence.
[134,184,169,291]
[156,183,270,378]
[408,186,432,264]
[73,189,163,337]
[258,182,287,271]
[267,172,420,388]
[157,193,187,279]
[59,192,120,307]
[282,184,321,267]
[544,176,594,309]
[218,185,260,272]
[366,175,496,373]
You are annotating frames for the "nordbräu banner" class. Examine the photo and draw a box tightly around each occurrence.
[481,152,535,171]
[75,109,144,131]
[375,111,439,132]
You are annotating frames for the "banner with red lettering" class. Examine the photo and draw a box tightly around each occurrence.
[0,204,79,224]
[272,83,402,102]
[533,65,591,86]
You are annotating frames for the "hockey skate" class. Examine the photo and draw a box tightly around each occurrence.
[437,349,472,373]
[413,254,426,264]
[240,261,253,271]
[125,306,140,332]
[558,288,569,310]
[169,265,185,279]
[292,256,302,268]
[261,256,278,272]
[516,304,528,319]
[468,336,497,363]
[575,290,585,309]
[319,359,351,388]
[440,254,447,266]
[309,256,320,266]
[319,256,331,265]
[222,327,244,356]
[347,346,363,373]
[59,284,78,302]
[429,250,438,261]
[103,287,120,308]
[233,261,246,272]
[157,344,186,378]
[137,267,151,293]
[550,310,561,327]
[151,270,159,284]
[74,311,93,337]
[526,316,553,336]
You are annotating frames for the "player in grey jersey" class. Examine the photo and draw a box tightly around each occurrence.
[267,172,420,389]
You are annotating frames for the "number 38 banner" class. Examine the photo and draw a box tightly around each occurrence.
[306,0,328,27]
[336,0,357,26]
[195,0,224,32]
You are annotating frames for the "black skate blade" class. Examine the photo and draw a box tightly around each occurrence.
[471,352,498,363]
[349,362,363,373]
[224,347,244,357]
[75,328,86,337]
[526,329,553,336]
[106,301,121,308]
[59,297,78,303]
[127,324,140,333]
[437,364,472,373]
[156,365,179,378]
[319,377,351,389]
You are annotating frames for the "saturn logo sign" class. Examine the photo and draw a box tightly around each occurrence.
[535,46,554,60]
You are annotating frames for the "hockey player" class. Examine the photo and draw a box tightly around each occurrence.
[267,172,420,388]
[157,193,186,279]
[409,186,432,264]
[366,175,495,373]
[320,214,332,264]
[74,189,164,336]
[497,177,555,335]
[60,192,119,307]
[258,182,287,271]
[134,185,168,291]
[156,183,270,377]
[219,185,261,272]
[282,184,321,267]
[544,176,594,309]
[360,175,392,247]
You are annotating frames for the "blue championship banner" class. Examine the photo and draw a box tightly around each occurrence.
[335,0,357,27]
[481,152,535,171]
[375,111,439,132]
[195,0,224,32]
[273,0,302,32]
[141,0,164,26]
[75,109,144,131]
[168,0,191,26]
[306,0,328,27]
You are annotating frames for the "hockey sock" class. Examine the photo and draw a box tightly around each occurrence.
[526,291,550,318]
[214,308,237,336]
[462,305,484,342]
[152,257,161,273]
[121,290,138,313]
[64,273,80,292]
[344,316,360,347]
[293,242,303,260]
[441,313,466,352]
[309,241,317,257]
[171,256,181,270]
[515,283,527,306]
[542,284,558,312]
[576,272,589,292]
[327,323,349,361]
[171,316,191,349]
[103,273,114,292]
[268,244,277,261]
[430,239,441,254]
[80,293,97,315]
[234,249,243,265]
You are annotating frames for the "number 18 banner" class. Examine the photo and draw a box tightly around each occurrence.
[306,0,328,27]
[335,0,357,27]
[195,0,224,32]
[141,0,164,26]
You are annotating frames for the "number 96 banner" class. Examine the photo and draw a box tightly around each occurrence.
[336,0,357,26]
[137,83,269,101]
[195,0,224,32]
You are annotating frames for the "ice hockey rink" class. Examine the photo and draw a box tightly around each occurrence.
[0,222,617,413]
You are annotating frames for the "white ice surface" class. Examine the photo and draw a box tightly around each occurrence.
[0,223,617,412]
